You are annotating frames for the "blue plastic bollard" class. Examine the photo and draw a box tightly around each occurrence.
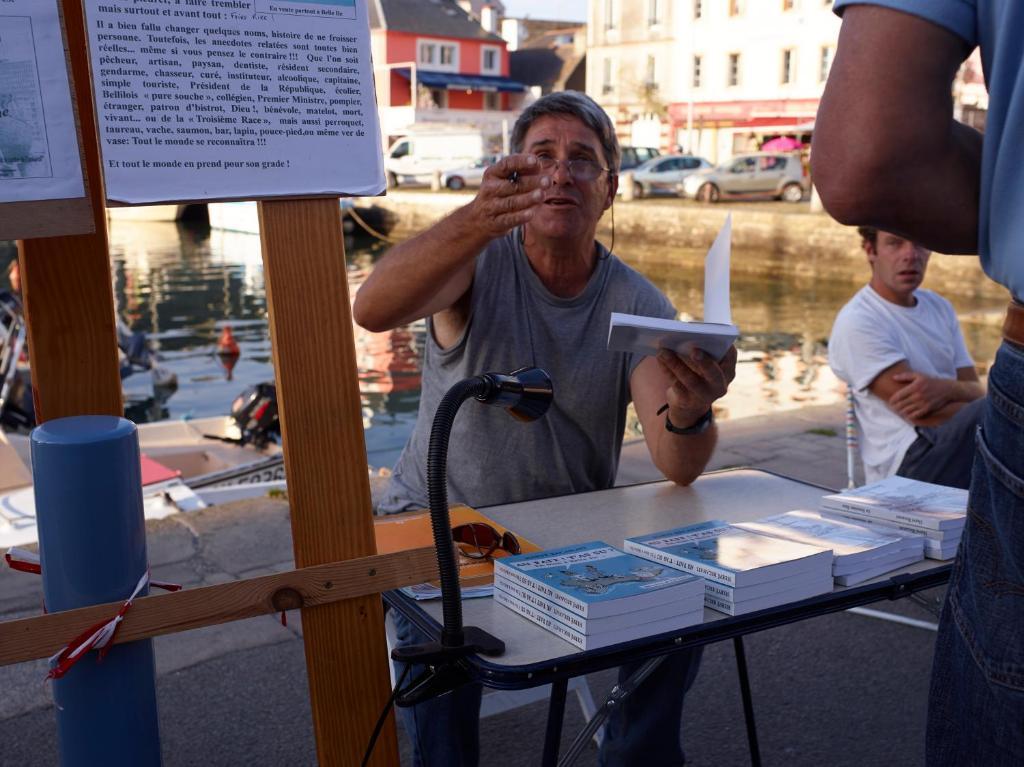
[32,415,162,767]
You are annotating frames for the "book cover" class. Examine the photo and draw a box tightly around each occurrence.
[623,520,832,588]
[493,541,701,619]
[820,476,967,531]
[374,505,541,592]
[736,510,919,569]
[493,586,704,651]
[606,214,738,360]
[493,579,703,636]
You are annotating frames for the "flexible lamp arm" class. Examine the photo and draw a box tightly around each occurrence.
[392,367,553,706]
[427,375,489,647]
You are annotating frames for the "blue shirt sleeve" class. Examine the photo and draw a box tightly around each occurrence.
[834,0,977,46]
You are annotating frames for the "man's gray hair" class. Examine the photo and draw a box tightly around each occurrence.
[510,91,620,172]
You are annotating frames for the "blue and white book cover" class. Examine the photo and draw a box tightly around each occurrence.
[493,541,698,615]
[624,520,831,587]
[736,510,919,563]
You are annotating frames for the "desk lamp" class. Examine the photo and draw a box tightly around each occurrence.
[392,366,553,706]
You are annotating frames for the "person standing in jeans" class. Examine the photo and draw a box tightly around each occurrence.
[814,2,1024,764]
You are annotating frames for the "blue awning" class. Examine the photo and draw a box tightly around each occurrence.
[395,68,526,93]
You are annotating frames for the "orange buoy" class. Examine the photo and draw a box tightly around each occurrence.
[217,325,240,357]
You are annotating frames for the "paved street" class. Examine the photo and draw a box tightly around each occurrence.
[0,402,946,766]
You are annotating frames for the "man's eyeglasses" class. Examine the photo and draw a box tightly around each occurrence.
[534,156,611,183]
[451,522,521,560]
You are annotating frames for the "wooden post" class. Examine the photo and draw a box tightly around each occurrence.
[258,198,398,766]
[17,0,122,422]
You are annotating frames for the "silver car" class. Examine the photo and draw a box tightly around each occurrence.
[626,154,711,198]
[680,152,808,203]
[440,156,499,191]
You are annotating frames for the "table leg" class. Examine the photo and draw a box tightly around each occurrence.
[542,677,569,767]
[733,636,762,767]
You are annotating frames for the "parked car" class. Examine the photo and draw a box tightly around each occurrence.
[624,154,711,198]
[440,155,499,191]
[679,152,808,203]
[619,145,660,171]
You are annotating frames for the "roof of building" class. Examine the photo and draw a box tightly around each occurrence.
[511,19,584,50]
[510,46,585,93]
[370,0,503,42]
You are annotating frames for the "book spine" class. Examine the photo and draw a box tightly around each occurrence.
[494,581,589,633]
[623,540,735,587]
[704,593,739,616]
[493,587,586,650]
[493,564,589,617]
[822,499,943,531]
[704,580,739,601]
[822,508,946,539]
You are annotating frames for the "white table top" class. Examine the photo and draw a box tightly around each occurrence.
[399,469,949,673]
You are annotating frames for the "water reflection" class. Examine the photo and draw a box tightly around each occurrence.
[4,219,1007,470]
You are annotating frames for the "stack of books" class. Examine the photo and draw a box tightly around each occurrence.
[492,541,705,650]
[819,476,967,560]
[736,510,925,586]
[623,520,833,616]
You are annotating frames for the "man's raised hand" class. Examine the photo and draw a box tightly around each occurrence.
[466,154,551,240]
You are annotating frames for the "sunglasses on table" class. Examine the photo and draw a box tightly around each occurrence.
[451,522,521,560]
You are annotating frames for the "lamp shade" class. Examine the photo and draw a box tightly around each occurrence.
[476,366,553,422]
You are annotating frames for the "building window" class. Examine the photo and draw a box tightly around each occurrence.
[781,48,795,85]
[481,46,500,75]
[692,55,702,88]
[782,0,795,10]
[417,84,448,110]
[648,0,662,26]
[604,0,618,30]
[418,40,459,72]
[484,92,500,110]
[693,0,702,19]
[602,57,614,94]
[729,0,743,16]
[728,52,741,87]
[645,54,657,89]
[820,45,834,82]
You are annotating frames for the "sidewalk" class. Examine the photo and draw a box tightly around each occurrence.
[2,402,943,767]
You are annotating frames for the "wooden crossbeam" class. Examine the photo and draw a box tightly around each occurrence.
[0,546,438,668]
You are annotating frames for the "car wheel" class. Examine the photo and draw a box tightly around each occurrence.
[698,183,720,203]
[387,171,399,188]
[632,182,644,199]
[781,183,803,203]
[446,176,465,191]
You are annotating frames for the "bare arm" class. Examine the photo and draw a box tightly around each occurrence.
[812,6,982,253]
[867,360,982,425]
[631,346,737,486]
[352,155,550,337]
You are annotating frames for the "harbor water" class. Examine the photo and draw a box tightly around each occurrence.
[5,218,1008,470]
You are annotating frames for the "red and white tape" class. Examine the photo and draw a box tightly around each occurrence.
[4,547,181,680]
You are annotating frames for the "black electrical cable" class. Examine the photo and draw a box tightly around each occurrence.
[360,662,412,767]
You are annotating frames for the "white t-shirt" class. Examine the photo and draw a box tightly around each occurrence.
[828,285,973,483]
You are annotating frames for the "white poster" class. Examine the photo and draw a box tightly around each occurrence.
[0,0,85,203]
[85,0,384,204]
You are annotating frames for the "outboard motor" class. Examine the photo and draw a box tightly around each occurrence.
[230,382,280,447]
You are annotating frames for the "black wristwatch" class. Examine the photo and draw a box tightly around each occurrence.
[658,404,714,435]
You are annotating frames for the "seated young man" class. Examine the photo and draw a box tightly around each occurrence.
[829,227,984,488]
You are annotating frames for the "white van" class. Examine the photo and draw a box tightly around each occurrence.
[384,130,488,187]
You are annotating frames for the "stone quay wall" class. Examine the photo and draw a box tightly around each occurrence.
[368,191,1005,301]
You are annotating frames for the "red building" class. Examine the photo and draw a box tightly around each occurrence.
[370,0,528,143]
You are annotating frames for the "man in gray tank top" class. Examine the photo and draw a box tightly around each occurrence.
[355,91,736,767]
